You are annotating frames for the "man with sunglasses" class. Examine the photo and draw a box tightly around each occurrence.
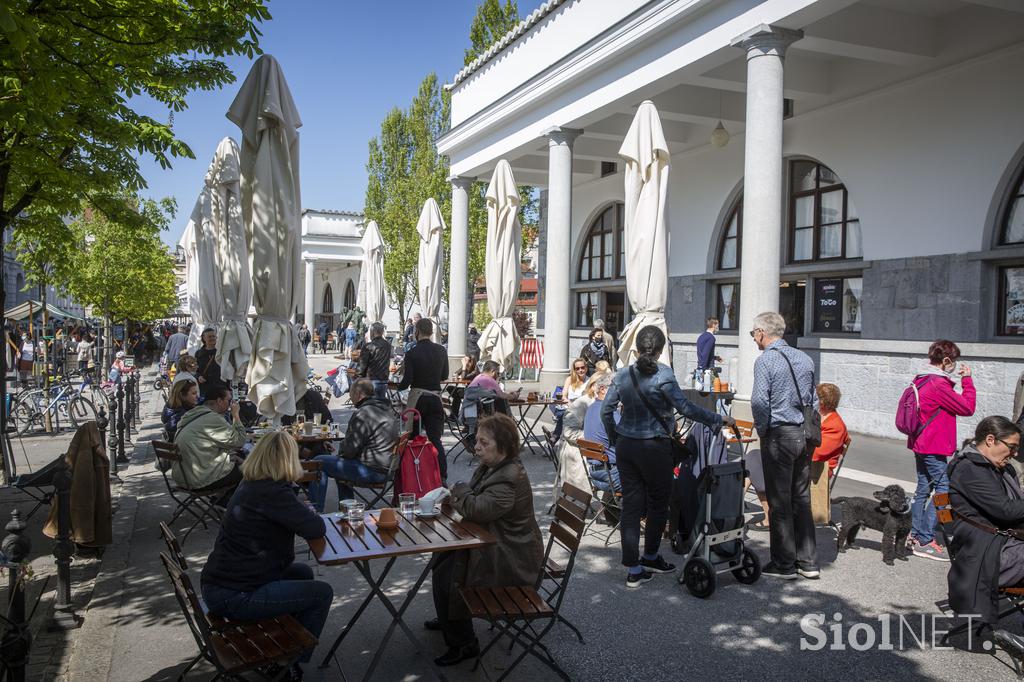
[172,384,246,498]
[749,311,819,581]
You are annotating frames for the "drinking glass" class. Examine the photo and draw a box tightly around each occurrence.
[348,501,366,527]
[313,413,322,426]
[399,493,416,516]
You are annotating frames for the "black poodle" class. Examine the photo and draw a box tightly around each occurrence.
[835,485,912,565]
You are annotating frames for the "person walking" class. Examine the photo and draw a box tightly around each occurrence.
[750,311,820,580]
[906,339,976,562]
[344,322,357,359]
[580,327,609,376]
[396,318,449,480]
[358,322,393,400]
[601,325,733,588]
[76,333,95,375]
[696,317,722,371]
[317,319,330,354]
[164,325,189,369]
[297,323,311,357]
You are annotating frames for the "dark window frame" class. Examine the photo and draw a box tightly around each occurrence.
[788,161,862,264]
[577,203,625,282]
[1000,168,1024,246]
[717,199,742,271]
[715,282,740,331]
[998,264,1024,336]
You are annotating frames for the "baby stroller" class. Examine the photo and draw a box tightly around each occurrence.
[674,423,761,598]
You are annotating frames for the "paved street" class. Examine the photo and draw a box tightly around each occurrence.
[3,360,1017,681]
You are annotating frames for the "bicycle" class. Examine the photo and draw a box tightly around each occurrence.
[11,373,99,436]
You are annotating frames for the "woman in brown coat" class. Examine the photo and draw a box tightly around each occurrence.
[428,414,543,666]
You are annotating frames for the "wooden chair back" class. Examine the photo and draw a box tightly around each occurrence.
[298,460,323,484]
[152,439,181,463]
[159,551,212,654]
[933,492,954,525]
[159,521,188,571]
[725,419,757,444]
[576,438,608,464]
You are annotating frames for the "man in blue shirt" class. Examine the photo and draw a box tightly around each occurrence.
[583,373,620,492]
[750,310,819,582]
[696,317,720,370]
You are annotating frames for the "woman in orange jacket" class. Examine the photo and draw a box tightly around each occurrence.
[813,383,848,476]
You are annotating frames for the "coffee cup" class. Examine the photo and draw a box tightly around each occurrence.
[418,498,438,515]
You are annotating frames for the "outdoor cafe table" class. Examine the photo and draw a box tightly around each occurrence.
[310,506,496,680]
[507,398,561,461]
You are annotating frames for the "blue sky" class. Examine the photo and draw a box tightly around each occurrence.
[138,0,543,247]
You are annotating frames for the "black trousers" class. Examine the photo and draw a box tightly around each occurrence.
[415,394,447,481]
[761,425,817,570]
[616,436,673,567]
[431,553,476,647]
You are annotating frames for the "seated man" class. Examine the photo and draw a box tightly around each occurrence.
[582,372,621,492]
[172,384,246,495]
[467,360,521,415]
[309,379,399,512]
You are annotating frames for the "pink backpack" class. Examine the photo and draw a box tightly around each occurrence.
[394,408,442,498]
[895,375,938,441]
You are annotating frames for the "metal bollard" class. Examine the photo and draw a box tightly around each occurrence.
[97,405,118,482]
[107,392,119,476]
[125,376,135,437]
[0,510,32,681]
[50,459,80,630]
[115,382,127,465]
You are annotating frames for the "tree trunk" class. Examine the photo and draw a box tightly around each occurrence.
[41,282,52,433]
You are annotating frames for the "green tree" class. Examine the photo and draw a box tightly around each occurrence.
[465,0,520,65]
[63,196,178,368]
[0,0,271,312]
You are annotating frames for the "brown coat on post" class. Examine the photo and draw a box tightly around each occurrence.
[443,457,543,619]
[43,422,112,547]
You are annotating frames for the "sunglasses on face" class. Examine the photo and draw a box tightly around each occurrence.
[574,366,587,371]
[749,328,763,338]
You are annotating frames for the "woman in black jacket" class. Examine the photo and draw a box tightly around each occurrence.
[947,415,1023,625]
[160,380,198,442]
[201,431,332,680]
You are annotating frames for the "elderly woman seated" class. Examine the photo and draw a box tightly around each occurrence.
[947,415,1024,630]
[426,414,543,666]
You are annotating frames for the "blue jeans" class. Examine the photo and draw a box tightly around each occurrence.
[911,453,950,545]
[372,380,388,401]
[309,455,387,512]
[201,562,332,663]
[590,464,621,492]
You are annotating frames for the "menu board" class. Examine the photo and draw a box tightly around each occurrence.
[814,278,842,332]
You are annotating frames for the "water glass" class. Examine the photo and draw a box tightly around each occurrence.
[296,414,305,426]
[313,413,322,426]
[339,498,357,518]
[399,493,416,516]
[347,501,366,527]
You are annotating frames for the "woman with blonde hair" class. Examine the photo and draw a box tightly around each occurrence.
[201,432,332,679]
[160,379,198,442]
[172,354,198,386]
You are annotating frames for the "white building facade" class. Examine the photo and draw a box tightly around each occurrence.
[437,0,1024,440]
[299,209,365,331]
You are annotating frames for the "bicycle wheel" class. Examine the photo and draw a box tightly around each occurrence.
[12,391,42,435]
[68,396,97,428]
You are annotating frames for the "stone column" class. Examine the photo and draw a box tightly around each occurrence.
[731,24,802,398]
[303,257,316,327]
[540,127,582,389]
[448,177,473,372]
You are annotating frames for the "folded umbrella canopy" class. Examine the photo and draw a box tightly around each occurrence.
[360,220,386,325]
[416,198,445,342]
[227,54,308,418]
[185,165,225,355]
[477,160,521,370]
[206,137,253,383]
[617,100,672,366]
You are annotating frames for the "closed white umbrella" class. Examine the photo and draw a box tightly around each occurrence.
[207,137,253,383]
[617,100,672,366]
[227,54,308,418]
[181,191,221,354]
[416,198,445,342]
[477,160,521,369]
[361,220,386,325]
[180,211,201,352]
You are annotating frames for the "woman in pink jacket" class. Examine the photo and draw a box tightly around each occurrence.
[908,340,976,562]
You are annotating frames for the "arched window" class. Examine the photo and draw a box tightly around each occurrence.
[789,160,862,262]
[321,283,333,313]
[1001,167,1024,244]
[718,199,742,270]
[577,203,624,282]
[344,280,356,309]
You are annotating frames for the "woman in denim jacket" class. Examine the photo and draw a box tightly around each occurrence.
[601,326,735,588]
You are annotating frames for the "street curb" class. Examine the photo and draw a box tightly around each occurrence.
[64,388,158,681]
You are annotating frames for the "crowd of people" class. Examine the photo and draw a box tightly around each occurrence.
[144,307,1024,677]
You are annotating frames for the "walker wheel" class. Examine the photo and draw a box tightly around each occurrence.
[682,558,716,598]
[731,548,761,584]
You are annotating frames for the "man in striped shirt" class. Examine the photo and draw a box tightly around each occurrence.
[750,311,819,581]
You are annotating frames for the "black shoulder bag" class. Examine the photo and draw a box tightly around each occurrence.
[628,367,692,464]
[772,348,822,448]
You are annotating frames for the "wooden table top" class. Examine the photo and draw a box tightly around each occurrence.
[509,398,563,407]
[247,429,343,443]
[311,506,496,565]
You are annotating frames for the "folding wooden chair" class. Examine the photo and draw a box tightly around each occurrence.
[159,552,316,681]
[576,438,621,547]
[152,440,234,545]
[461,483,591,681]
[337,432,410,509]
